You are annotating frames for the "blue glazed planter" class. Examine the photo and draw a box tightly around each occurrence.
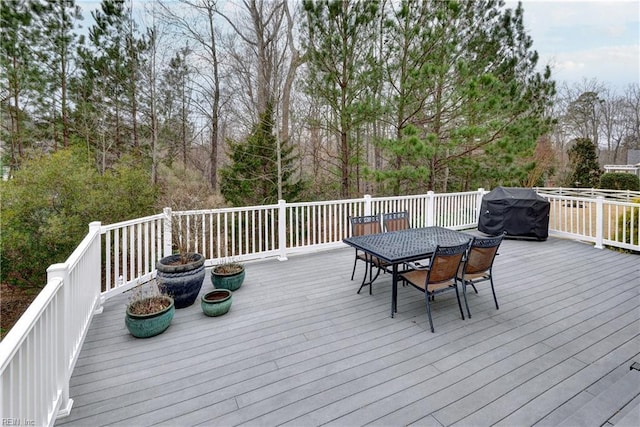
[211,267,245,291]
[157,253,205,308]
[125,296,175,338]
[201,289,233,317]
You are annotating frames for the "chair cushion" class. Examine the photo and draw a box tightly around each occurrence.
[401,270,455,291]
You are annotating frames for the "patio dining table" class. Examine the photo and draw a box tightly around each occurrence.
[343,226,472,317]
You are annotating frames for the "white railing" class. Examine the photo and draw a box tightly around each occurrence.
[541,193,640,250]
[1,189,638,426]
[536,187,640,202]
[101,213,167,299]
[0,223,102,427]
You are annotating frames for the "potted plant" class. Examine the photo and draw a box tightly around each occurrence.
[157,252,205,308]
[125,284,175,338]
[156,212,206,308]
[211,261,245,291]
[201,288,233,317]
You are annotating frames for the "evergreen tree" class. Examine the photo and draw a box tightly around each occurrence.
[372,0,555,193]
[220,105,305,206]
[301,0,382,198]
[36,0,83,149]
[566,138,602,188]
[159,46,194,168]
[1,0,45,172]
[76,0,144,164]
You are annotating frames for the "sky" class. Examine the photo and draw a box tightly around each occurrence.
[506,0,640,92]
[76,0,640,93]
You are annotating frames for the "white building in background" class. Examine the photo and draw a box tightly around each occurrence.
[604,150,640,178]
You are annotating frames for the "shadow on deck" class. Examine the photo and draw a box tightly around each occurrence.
[57,236,640,426]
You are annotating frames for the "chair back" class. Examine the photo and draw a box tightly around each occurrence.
[464,235,503,275]
[427,241,470,284]
[350,215,381,236]
[382,211,410,232]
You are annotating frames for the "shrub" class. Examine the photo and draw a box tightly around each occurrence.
[0,149,158,288]
[600,173,640,191]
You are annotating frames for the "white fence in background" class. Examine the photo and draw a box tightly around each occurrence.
[535,186,640,202]
[1,189,638,426]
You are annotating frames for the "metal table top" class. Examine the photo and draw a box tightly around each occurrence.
[343,226,472,264]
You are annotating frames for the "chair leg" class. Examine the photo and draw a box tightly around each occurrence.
[471,283,478,294]
[356,259,382,295]
[462,281,472,319]
[356,265,369,294]
[351,256,358,280]
[425,292,435,333]
[490,278,499,310]
[454,283,465,321]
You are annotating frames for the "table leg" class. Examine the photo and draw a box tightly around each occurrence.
[391,264,398,318]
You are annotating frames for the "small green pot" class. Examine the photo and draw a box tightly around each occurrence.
[211,268,245,291]
[125,296,175,338]
[201,289,233,317]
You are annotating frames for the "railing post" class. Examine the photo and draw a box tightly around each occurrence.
[595,196,604,249]
[277,199,288,261]
[163,207,173,257]
[426,191,435,226]
[476,188,485,226]
[46,263,74,419]
[363,194,372,216]
[90,221,105,315]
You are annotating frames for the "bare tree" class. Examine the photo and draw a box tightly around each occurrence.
[218,0,303,199]
[622,83,640,151]
[158,0,222,191]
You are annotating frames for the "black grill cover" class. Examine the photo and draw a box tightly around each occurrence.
[478,187,550,240]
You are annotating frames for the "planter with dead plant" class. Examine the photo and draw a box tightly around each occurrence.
[211,259,245,291]
[125,282,175,338]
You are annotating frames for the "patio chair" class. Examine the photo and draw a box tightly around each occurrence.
[349,214,387,294]
[382,211,410,232]
[458,234,503,318]
[400,241,471,333]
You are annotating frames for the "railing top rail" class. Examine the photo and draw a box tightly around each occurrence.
[371,191,480,201]
[100,213,165,232]
[172,205,280,216]
[535,187,640,201]
[285,198,366,208]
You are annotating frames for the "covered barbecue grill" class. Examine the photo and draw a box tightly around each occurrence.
[478,187,550,240]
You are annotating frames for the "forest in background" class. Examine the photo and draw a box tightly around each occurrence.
[3,0,639,198]
[1,0,639,294]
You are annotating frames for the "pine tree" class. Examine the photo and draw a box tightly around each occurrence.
[76,0,144,162]
[301,0,382,198]
[37,0,83,149]
[159,46,193,168]
[372,0,556,193]
[1,0,45,172]
[566,138,602,188]
[220,105,305,206]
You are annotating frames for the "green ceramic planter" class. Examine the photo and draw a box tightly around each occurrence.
[201,289,233,317]
[125,296,175,338]
[211,267,245,291]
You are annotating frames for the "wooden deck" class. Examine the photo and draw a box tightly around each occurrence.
[56,234,640,427]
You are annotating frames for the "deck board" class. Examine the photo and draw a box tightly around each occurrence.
[56,235,640,426]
